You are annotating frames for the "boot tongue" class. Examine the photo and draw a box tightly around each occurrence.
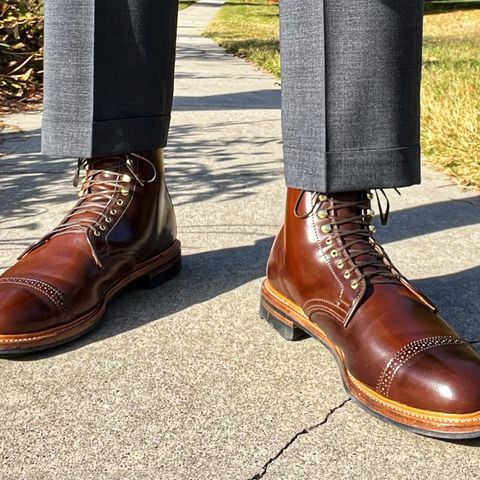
[91,157,120,169]
[87,156,126,194]
[330,192,365,231]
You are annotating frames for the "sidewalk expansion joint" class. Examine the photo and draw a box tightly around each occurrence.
[246,398,351,480]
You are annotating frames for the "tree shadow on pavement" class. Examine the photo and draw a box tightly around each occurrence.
[173,89,280,110]
[15,227,480,360]
[14,236,274,360]
[375,197,480,245]
[0,119,283,226]
[1,126,479,359]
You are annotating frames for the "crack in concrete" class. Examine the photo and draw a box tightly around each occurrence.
[455,198,479,207]
[247,398,351,480]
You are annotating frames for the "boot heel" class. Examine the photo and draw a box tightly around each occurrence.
[139,259,182,289]
[260,296,309,342]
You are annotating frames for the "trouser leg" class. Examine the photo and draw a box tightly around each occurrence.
[42,0,178,158]
[280,0,424,192]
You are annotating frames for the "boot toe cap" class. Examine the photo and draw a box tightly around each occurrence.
[0,283,62,336]
[387,343,480,414]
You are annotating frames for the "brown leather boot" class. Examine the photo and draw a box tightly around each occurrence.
[0,149,180,355]
[262,188,480,438]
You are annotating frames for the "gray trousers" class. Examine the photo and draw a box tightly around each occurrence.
[42,0,424,193]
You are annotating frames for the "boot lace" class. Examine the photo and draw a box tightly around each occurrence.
[295,189,408,287]
[18,153,156,263]
[294,189,437,318]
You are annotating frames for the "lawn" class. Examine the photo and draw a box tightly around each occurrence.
[422,9,480,188]
[203,0,280,77]
[179,1,196,10]
[204,0,480,189]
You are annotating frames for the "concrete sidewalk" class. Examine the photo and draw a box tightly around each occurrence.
[1,1,479,478]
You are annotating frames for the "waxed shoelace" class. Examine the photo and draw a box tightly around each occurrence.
[18,153,156,261]
[294,190,405,284]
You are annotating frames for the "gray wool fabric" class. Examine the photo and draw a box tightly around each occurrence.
[280,0,424,192]
[42,0,178,158]
[42,0,424,192]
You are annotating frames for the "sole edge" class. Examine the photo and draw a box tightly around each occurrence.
[260,279,480,440]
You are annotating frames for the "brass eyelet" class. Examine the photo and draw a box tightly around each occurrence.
[317,209,328,219]
[367,209,375,217]
[109,209,117,215]
[99,225,106,231]
[116,199,124,206]
[367,192,374,200]
[319,194,328,202]
[121,188,129,196]
[369,225,376,233]
[336,260,344,269]
[325,237,333,246]
[105,217,112,223]
[321,224,332,234]
[343,271,351,279]
[330,250,338,258]
[122,174,132,183]
[351,280,359,290]
[93,230,101,237]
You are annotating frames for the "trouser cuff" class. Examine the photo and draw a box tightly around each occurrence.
[42,115,171,157]
[284,145,421,193]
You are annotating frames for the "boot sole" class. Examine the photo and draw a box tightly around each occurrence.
[0,240,182,357]
[260,279,480,439]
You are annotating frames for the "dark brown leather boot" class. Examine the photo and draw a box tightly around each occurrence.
[262,188,480,438]
[0,149,180,355]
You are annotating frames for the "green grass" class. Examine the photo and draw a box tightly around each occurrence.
[204,0,480,189]
[425,0,480,14]
[179,0,196,10]
[203,0,280,77]
[421,10,480,188]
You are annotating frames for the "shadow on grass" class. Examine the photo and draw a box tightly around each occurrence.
[425,0,480,14]
[179,0,196,8]
[218,0,480,15]
[218,39,279,52]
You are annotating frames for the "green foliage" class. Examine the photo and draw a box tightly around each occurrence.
[421,10,480,188]
[0,0,44,108]
[203,0,280,78]
[425,0,480,14]
[179,1,196,10]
